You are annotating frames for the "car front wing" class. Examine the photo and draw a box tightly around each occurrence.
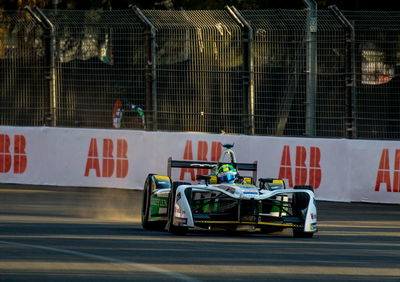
[171,185,317,233]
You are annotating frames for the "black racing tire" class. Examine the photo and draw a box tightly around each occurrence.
[293,185,313,215]
[166,183,189,235]
[141,174,166,231]
[292,185,314,238]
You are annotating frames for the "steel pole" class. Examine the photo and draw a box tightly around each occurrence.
[226,6,255,135]
[328,5,356,138]
[131,6,158,131]
[303,0,317,137]
[27,6,57,127]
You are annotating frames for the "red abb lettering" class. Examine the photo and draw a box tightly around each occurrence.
[116,139,128,178]
[0,134,27,174]
[14,135,28,174]
[197,141,208,176]
[375,149,391,192]
[84,138,128,178]
[85,138,101,177]
[394,150,400,192]
[180,140,222,181]
[375,148,400,192]
[279,145,293,187]
[295,146,307,186]
[211,141,222,162]
[102,139,114,177]
[309,147,321,189]
[13,135,27,174]
[180,140,195,181]
[0,134,12,173]
[279,145,322,189]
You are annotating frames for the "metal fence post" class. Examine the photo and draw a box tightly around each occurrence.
[35,7,57,126]
[226,6,255,135]
[25,6,57,126]
[303,0,317,137]
[131,6,157,131]
[328,5,356,139]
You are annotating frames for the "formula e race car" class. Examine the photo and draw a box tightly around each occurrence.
[141,144,317,237]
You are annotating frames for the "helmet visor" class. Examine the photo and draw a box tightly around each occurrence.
[221,173,235,182]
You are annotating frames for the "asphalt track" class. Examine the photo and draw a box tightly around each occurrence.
[0,184,399,282]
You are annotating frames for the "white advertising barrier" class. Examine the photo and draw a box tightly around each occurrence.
[1,126,400,204]
[348,139,400,203]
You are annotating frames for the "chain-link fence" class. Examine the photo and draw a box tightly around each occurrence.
[243,10,309,136]
[1,7,400,139]
[342,11,400,139]
[0,11,48,126]
[49,10,147,128]
[142,9,245,133]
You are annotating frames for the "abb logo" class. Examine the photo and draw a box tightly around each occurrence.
[278,145,321,189]
[0,134,27,174]
[180,140,222,181]
[375,149,400,192]
[84,138,128,178]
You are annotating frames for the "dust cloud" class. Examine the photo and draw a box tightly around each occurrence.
[0,184,143,223]
[75,187,142,222]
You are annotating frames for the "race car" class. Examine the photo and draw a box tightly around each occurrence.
[141,144,317,237]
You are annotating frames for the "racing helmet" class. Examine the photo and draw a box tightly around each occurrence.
[217,164,237,183]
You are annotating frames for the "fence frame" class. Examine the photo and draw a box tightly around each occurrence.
[25,6,58,126]
[328,5,357,139]
[226,5,255,135]
[303,0,318,137]
[2,7,400,140]
[131,5,158,131]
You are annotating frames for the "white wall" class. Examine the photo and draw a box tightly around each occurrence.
[1,126,400,204]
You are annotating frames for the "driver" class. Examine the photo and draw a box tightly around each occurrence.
[217,164,238,183]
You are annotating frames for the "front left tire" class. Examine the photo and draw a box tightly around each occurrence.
[141,174,167,231]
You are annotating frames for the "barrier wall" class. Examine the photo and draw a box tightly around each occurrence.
[1,126,399,204]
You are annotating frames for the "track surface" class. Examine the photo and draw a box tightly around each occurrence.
[0,184,399,282]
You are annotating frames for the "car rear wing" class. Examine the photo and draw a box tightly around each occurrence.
[167,157,257,180]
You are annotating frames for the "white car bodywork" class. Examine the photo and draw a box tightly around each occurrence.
[170,183,317,233]
[142,144,318,237]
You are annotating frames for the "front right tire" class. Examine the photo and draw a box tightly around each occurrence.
[292,185,314,238]
[165,182,189,235]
